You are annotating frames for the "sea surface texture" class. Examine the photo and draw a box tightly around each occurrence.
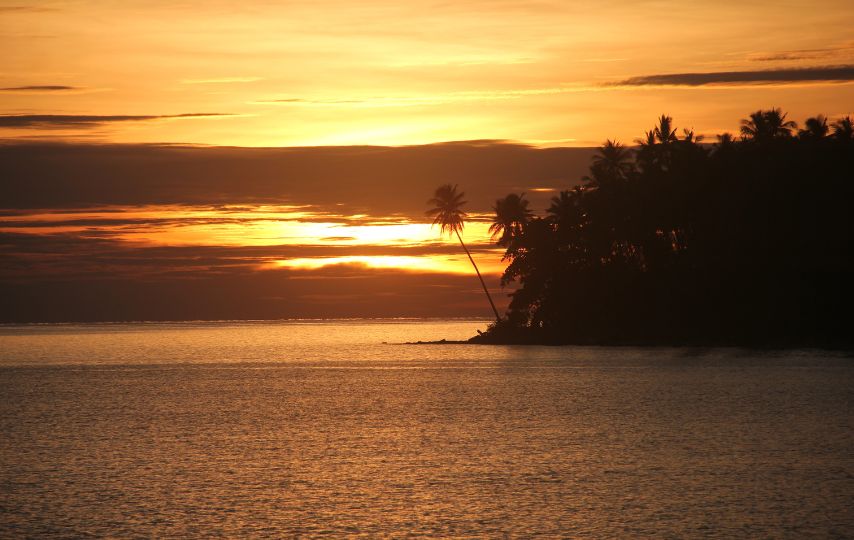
[1,320,852,537]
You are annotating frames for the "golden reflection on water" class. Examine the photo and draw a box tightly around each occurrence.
[1,321,852,537]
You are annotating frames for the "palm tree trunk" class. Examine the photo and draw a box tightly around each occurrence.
[455,229,501,322]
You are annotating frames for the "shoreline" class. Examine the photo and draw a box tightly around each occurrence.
[407,337,854,351]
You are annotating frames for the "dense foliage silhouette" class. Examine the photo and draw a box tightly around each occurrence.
[475,110,854,346]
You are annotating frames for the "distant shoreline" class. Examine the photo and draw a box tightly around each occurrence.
[0,317,493,326]
[407,337,854,351]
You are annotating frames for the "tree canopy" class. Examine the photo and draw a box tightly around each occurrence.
[475,110,854,346]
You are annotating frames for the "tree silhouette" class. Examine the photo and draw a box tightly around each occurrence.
[588,140,632,188]
[634,129,659,172]
[547,187,586,232]
[427,184,501,322]
[489,193,532,253]
[653,115,678,144]
[832,115,853,141]
[740,108,797,141]
[474,109,854,346]
[799,115,828,140]
[715,132,735,147]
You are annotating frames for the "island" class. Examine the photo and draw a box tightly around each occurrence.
[437,110,854,347]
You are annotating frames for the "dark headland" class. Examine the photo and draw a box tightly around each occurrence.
[431,111,854,348]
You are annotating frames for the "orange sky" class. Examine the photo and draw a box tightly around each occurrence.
[2,1,854,321]
[2,0,853,146]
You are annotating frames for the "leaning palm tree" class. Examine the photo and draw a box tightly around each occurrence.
[427,184,501,322]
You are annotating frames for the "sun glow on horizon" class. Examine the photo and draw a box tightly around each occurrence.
[0,205,495,248]
[268,253,505,275]
[0,204,503,278]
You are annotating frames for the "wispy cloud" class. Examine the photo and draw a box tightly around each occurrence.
[748,42,854,62]
[253,86,586,108]
[0,85,79,92]
[0,113,234,128]
[0,5,59,13]
[181,77,262,84]
[610,65,854,87]
[578,57,628,63]
[387,56,536,68]
[262,97,365,105]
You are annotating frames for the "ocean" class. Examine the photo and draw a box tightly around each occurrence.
[1,319,852,537]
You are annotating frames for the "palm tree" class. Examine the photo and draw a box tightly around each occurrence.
[740,108,797,141]
[589,140,632,187]
[799,115,828,140]
[489,193,532,249]
[547,187,587,240]
[681,128,704,144]
[634,116,678,172]
[653,115,678,144]
[636,129,656,147]
[547,189,579,224]
[634,129,658,172]
[831,115,853,140]
[715,132,734,146]
[427,184,501,321]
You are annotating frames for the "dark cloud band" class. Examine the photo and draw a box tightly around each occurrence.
[0,85,79,92]
[0,113,233,128]
[0,142,591,215]
[612,65,854,87]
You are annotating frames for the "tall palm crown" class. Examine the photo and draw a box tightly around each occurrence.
[740,108,797,141]
[426,184,467,237]
[489,193,532,247]
[653,115,678,144]
[634,118,679,173]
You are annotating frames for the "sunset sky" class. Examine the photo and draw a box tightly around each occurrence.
[2,0,853,146]
[2,0,853,321]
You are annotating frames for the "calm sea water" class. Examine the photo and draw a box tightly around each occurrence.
[1,320,852,538]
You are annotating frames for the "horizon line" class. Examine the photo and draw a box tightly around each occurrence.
[0,137,598,150]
